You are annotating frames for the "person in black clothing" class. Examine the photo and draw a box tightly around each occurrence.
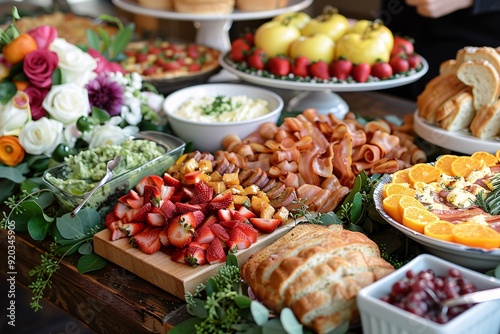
[377,0,500,100]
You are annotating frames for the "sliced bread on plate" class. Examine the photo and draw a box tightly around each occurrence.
[457,59,500,111]
[470,98,500,139]
[438,90,476,131]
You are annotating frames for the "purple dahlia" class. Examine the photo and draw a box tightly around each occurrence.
[86,73,124,116]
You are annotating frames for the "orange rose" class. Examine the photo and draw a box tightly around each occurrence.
[0,136,25,167]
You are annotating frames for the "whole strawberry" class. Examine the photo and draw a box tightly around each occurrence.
[351,63,371,83]
[407,53,421,69]
[390,54,410,74]
[267,56,291,76]
[330,58,353,81]
[370,61,393,79]
[291,56,310,77]
[246,48,267,70]
[309,61,330,80]
[230,38,250,62]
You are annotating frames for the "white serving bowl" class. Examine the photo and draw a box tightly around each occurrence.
[162,83,284,153]
[357,254,500,334]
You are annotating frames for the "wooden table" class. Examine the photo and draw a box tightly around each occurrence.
[0,90,417,334]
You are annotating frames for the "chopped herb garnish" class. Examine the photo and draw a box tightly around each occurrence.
[201,96,241,117]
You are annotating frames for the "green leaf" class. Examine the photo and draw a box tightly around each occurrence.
[342,174,362,206]
[0,81,17,105]
[280,308,303,334]
[86,29,100,51]
[91,106,112,122]
[54,243,80,256]
[495,264,500,279]
[350,192,363,223]
[186,298,207,318]
[77,253,107,274]
[169,317,204,334]
[234,295,252,308]
[56,209,101,239]
[205,277,218,297]
[319,212,343,226]
[10,201,44,232]
[0,180,16,202]
[51,68,62,85]
[27,216,51,241]
[262,318,287,334]
[250,301,269,326]
[226,253,238,267]
[78,242,93,255]
[325,321,349,334]
[0,164,27,183]
[109,24,135,61]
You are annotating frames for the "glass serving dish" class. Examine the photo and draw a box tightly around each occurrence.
[43,131,185,213]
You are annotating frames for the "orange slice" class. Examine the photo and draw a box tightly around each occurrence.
[451,156,482,177]
[424,220,454,242]
[391,169,411,184]
[402,206,439,233]
[382,183,416,199]
[471,151,498,167]
[398,195,425,219]
[435,154,459,175]
[408,163,441,185]
[383,194,405,222]
[496,149,500,162]
[452,223,500,249]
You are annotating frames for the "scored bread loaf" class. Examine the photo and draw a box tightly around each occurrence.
[241,223,394,334]
[438,90,476,131]
[457,59,500,111]
[470,98,500,138]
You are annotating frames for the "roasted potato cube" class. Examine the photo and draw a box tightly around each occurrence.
[180,158,199,174]
[273,206,290,224]
[207,181,226,194]
[243,185,259,196]
[198,159,213,173]
[260,201,276,219]
[251,196,266,213]
[223,172,240,186]
[210,170,223,182]
[232,195,250,207]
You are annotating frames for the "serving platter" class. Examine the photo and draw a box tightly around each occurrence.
[414,110,500,155]
[373,174,500,271]
[93,224,293,299]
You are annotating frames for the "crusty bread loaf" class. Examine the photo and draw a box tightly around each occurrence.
[236,0,289,11]
[438,90,476,131]
[457,59,500,111]
[417,74,469,123]
[173,0,235,13]
[470,99,500,138]
[242,223,394,334]
[439,59,459,75]
[461,46,500,77]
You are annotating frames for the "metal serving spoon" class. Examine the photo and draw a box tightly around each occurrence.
[425,287,500,316]
[70,156,121,217]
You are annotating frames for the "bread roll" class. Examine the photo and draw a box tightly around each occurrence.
[470,99,500,138]
[242,223,394,334]
[173,0,235,13]
[457,59,500,111]
[236,0,289,11]
[438,90,476,131]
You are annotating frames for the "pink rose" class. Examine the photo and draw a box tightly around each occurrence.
[24,86,49,120]
[87,48,125,74]
[27,26,58,50]
[23,50,59,89]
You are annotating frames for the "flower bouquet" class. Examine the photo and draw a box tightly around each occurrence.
[0,7,167,202]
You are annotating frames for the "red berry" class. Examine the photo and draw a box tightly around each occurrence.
[330,58,353,80]
[309,61,330,80]
[267,56,291,76]
[390,54,410,73]
[370,61,393,79]
[351,63,371,83]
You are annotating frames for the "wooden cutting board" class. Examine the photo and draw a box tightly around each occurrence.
[93,224,292,300]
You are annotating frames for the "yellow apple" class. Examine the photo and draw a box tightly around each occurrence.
[301,10,349,42]
[335,32,391,65]
[289,34,335,63]
[273,11,311,30]
[350,19,394,53]
[254,21,301,57]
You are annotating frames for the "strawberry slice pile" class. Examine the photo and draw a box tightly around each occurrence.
[105,173,283,266]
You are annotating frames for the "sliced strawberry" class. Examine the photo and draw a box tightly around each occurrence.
[217,209,233,222]
[113,202,130,219]
[196,215,219,230]
[147,212,167,227]
[206,238,226,265]
[135,176,150,195]
[250,218,281,233]
[184,170,203,184]
[163,173,181,189]
[193,225,215,244]
[118,193,131,205]
[130,227,162,254]
[176,202,202,214]
[233,221,258,243]
[210,223,229,242]
[105,211,119,228]
[110,228,126,241]
[189,181,214,204]
[170,194,183,203]
[189,241,210,250]
[219,219,241,230]
[227,228,251,251]
[236,206,256,219]
[119,222,146,236]
[127,196,145,209]
[185,245,207,267]
[133,202,152,222]
[123,208,139,224]
[159,227,170,246]
[143,184,161,207]
[209,192,233,211]
[181,187,196,201]
[148,175,164,190]
[167,213,196,248]
[160,199,178,219]
[171,247,187,264]
[160,185,175,201]
[192,210,205,226]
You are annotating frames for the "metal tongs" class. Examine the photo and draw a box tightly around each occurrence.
[71,156,121,217]
[425,286,500,316]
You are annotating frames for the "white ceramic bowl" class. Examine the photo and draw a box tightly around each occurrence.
[357,254,500,334]
[162,83,284,153]
[373,174,500,271]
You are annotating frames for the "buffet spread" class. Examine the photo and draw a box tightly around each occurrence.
[2,3,500,334]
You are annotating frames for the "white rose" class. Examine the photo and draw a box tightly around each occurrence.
[18,118,63,156]
[50,38,97,86]
[43,83,90,124]
[0,91,31,136]
[121,94,142,125]
[88,121,138,149]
